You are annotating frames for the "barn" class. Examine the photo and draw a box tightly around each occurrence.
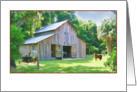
[19,20,87,60]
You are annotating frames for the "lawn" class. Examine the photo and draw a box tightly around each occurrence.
[11,54,115,73]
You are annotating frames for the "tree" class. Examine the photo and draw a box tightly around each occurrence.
[10,11,42,69]
[10,24,24,68]
[16,11,40,28]
[97,18,116,54]
[55,11,75,22]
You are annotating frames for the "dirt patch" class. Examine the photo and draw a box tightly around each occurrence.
[22,62,37,65]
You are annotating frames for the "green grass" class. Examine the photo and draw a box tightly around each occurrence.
[11,54,115,73]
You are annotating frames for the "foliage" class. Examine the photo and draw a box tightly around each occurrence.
[55,11,75,22]
[100,39,107,54]
[69,19,104,54]
[97,18,116,40]
[104,47,116,71]
[10,24,24,59]
[11,11,43,39]
[97,18,116,53]
[89,46,99,53]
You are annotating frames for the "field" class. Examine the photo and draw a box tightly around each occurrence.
[11,54,115,73]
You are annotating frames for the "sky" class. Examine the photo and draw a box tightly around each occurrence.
[75,11,116,26]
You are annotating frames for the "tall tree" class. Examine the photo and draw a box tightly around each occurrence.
[55,11,75,22]
[97,18,116,53]
[10,24,24,68]
[10,11,43,68]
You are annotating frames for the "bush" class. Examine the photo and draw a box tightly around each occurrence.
[101,50,107,54]
[104,47,116,71]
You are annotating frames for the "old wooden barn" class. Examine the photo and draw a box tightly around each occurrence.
[19,20,87,60]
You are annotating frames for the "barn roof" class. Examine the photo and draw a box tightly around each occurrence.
[24,33,55,44]
[34,20,68,34]
[24,20,86,44]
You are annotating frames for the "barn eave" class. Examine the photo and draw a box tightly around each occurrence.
[23,33,55,45]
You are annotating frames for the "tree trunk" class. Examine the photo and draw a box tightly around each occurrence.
[10,58,16,70]
[110,38,114,52]
[107,37,113,54]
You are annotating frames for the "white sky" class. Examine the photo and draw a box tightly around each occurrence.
[75,11,115,26]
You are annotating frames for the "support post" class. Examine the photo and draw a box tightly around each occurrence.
[37,43,40,70]
[61,45,63,60]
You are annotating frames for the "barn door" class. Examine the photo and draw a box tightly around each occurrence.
[55,45,62,58]
[71,46,77,58]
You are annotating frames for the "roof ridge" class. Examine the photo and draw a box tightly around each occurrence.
[34,20,68,34]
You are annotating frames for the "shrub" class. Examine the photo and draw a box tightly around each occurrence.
[101,50,107,54]
[104,47,116,71]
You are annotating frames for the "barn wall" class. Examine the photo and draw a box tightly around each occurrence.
[19,44,38,57]
[38,35,56,60]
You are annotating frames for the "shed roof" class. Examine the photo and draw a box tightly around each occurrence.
[34,20,68,34]
[24,33,55,44]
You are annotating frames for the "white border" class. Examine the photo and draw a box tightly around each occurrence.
[1,1,126,91]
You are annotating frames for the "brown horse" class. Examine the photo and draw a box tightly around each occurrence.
[94,52,102,61]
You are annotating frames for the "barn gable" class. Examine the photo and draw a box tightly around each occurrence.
[55,21,78,46]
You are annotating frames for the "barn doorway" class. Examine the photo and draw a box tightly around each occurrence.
[63,46,71,58]
[51,44,56,57]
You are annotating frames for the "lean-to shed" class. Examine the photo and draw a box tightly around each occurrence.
[19,20,86,60]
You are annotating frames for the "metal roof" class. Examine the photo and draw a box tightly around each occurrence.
[24,33,55,44]
[34,20,68,34]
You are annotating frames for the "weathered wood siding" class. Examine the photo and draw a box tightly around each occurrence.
[19,44,38,57]
[19,21,86,60]
[38,35,56,60]
[76,38,86,58]
[55,22,77,46]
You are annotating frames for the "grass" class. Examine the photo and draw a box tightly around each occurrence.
[11,54,116,73]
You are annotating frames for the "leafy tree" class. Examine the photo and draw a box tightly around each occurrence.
[10,24,24,60]
[41,11,57,26]
[97,18,116,54]
[55,11,75,22]
[11,11,43,39]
